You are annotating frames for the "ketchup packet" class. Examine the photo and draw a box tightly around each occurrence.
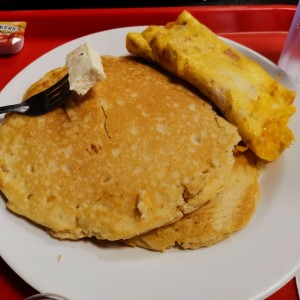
[0,21,27,54]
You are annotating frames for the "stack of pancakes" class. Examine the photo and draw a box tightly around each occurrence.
[0,55,260,251]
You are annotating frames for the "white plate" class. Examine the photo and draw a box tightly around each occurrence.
[0,26,300,300]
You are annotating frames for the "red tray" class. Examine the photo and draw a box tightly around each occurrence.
[0,5,299,300]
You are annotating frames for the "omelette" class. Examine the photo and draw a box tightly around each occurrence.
[0,56,240,241]
[126,151,260,251]
[126,10,296,161]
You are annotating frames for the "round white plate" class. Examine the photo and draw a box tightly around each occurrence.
[0,26,300,300]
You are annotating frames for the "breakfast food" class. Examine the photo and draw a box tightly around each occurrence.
[126,10,296,161]
[0,55,240,241]
[66,43,106,95]
[126,151,260,251]
[1,11,295,251]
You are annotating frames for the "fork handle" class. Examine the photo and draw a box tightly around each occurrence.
[0,103,29,115]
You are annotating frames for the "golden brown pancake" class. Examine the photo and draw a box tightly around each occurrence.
[0,56,240,241]
[126,151,260,251]
[126,10,296,161]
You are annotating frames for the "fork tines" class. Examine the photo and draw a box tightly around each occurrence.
[44,74,72,107]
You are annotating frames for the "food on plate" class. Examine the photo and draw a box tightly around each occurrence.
[126,151,260,251]
[126,10,296,161]
[1,12,294,250]
[0,55,240,241]
[66,43,106,95]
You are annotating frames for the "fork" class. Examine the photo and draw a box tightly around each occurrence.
[0,74,72,116]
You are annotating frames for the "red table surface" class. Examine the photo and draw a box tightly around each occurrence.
[0,5,299,300]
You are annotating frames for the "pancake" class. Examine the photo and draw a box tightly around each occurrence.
[126,151,260,251]
[126,10,296,161]
[0,56,240,241]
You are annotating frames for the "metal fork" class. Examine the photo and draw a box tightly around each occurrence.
[0,74,72,116]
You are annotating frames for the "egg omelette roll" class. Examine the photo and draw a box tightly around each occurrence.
[126,10,296,161]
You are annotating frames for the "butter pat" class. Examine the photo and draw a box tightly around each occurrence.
[66,43,106,95]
